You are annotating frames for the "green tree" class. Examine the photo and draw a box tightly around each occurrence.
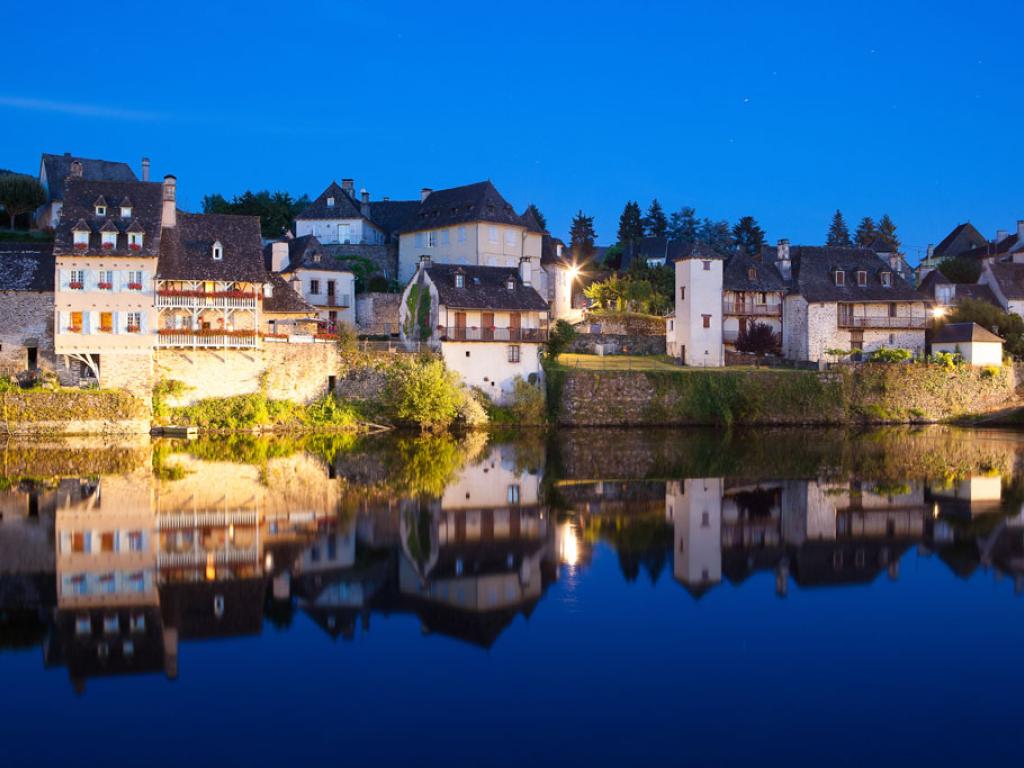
[854,216,877,247]
[383,357,464,432]
[569,210,597,261]
[202,189,310,237]
[826,209,851,246]
[877,213,900,251]
[948,299,1024,358]
[0,173,45,230]
[643,198,668,238]
[698,218,731,251]
[617,201,644,247]
[667,206,699,241]
[936,257,981,284]
[731,215,766,255]
[545,319,577,360]
[735,322,779,354]
[524,203,547,231]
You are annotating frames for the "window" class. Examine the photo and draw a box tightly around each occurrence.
[888,302,897,318]
[748,267,757,280]
[328,310,337,324]
[128,232,143,250]
[507,485,521,504]
[121,206,131,218]
[127,312,141,333]
[679,286,686,300]
[130,614,146,633]
[455,273,465,288]
[702,314,711,329]
[489,225,498,242]
[508,345,521,363]
[505,228,516,246]
[506,277,516,290]
[327,280,336,297]
[327,196,335,207]
[458,226,466,243]
[75,615,92,636]
[212,241,223,260]
[100,532,115,552]
[99,312,114,333]
[668,319,674,331]
[69,311,83,333]
[103,615,120,635]
[309,279,320,295]
[835,270,845,286]
[95,205,106,216]
[757,292,767,304]
[441,229,450,245]
[338,223,350,243]
[424,230,436,248]
[881,271,892,287]
[414,232,424,248]
[73,228,89,247]
[98,270,113,290]
[126,531,143,552]
[701,511,710,527]
[127,270,143,290]
[702,260,711,271]
[101,230,117,249]
[856,270,867,287]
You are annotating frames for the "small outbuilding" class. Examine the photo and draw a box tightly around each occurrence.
[931,322,1004,366]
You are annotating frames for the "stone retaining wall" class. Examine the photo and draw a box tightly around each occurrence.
[568,333,666,356]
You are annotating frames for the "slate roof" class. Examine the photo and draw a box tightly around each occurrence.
[0,242,55,291]
[723,250,788,292]
[367,199,420,236]
[932,222,988,261]
[40,153,137,201]
[918,269,952,294]
[985,262,1024,299]
[158,212,266,282]
[294,181,365,221]
[621,237,695,269]
[932,322,1003,344]
[952,283,1000,306]
[426,264,548,311]
[761,244,922,302]
[53,178,164,257]
[263,273,316,314]
[541,234,568,266]
[400,181,525,233]
[960,234,1019,261]
[519,207,546,234]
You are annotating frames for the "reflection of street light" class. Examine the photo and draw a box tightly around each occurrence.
[931,306,947,320]
[558,522,579,567]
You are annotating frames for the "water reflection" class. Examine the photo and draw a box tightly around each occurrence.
[2,427,1023,692]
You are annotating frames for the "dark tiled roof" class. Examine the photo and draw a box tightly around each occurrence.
[367,200,420,236]
[294,181,365,221]
[53,178,164,257]
[761,244,922,302]
[953,283,999,306]
[723,250,787,292]
[263,235,362,275]
[960,234,1019,261]
[40,153,136,201]
[541,234,568,266]
[932,322,1003,344]
[263,273,316,314]
[426,264,548,311]
[159,212,266,282]
[520,207,546,234]
[918,269,952,295]
[400,181,524,233]
[932,222,988,260]
[0,242,55,291]
[985,262,1024,299]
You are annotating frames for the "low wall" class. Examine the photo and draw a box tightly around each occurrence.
[0,389,149,435]
[553,363,1020,427]
[568,333,666,356]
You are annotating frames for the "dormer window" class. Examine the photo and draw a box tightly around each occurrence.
[72,224,89,248]
[128,232,144,250]
[212,240,223,261]
[327,196,335,207]
[455,273,465,288]
[835,270,845,286]
[263,283,273,298]
[93,196,107,217]
[121,206,132,218]
[506,277,516,291]
[101,231,117,249]
[856,270,867,287]
[748,267,757,281]
[881,271,892,287]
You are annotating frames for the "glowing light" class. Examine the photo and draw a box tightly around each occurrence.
[931,306,947,319]
[558,522,579,566]
[567,263,580,282]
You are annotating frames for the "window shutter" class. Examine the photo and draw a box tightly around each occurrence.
[83,311,92,334]
[57,311,65,332]
[59,269,70,291]
[139,312,148,334]
[113,311,122,334]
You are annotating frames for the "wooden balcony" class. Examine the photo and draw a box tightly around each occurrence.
[837,313,928,329]
[156,291,258,309]
[156,331,259,349]
[443,327,548,342]
[722,301,782,317]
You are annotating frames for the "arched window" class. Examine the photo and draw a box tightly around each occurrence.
[212,241,223,260]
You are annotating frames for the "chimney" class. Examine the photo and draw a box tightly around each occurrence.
[360,189,370,218]
[70,159,83,178]
[383,196,390,202]
[419,254,432,269]
[776,238,791,280]
[341,179,355,197]
[420,187,432,202]
[996,229,1009,243]
[141,157,150,182]
[519,255,532,286]
[162,175,177,228]
[270,241,289,272]
[1018,220,1024,239]
[926,243,935,260]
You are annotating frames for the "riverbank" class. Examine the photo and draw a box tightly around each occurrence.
[550,362,1022,427]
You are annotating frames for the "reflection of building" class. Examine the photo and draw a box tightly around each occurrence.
[929,474,1004,519]
[667,479,722,596]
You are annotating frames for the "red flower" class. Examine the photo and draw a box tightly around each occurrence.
[102,242,114,250]
[129,243,142,251]
[126,326,141,333]
[69,282,83,290]
[98,282,112,290]
[74,242,88,250]
[127,282,142,290]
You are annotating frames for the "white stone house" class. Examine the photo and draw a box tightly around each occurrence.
[931,322,1004,366]
[721,249,786,350]
[265,235,356,330]
[980,260,1024,317]
[294,180,389,245]
[666,243,725,366]
[399,258,549,402]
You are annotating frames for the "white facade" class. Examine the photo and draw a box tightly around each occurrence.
[666,479,723,590]
[932,339,1003,366]
[441,340,544,403]
[295,217,385,246]
[398,223,542,284]
[669,255,723,366]
[286,268,356,329]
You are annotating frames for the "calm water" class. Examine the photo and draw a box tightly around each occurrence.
[1,427,1023,766]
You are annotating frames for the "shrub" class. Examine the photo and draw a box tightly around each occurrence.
[487,376,547,426]
[735,322,779,354]
[867,347,912,363]
[949,298,1024,359]
[929,351,962,371]
[455,387,489,429]
[335,322,358,356]
[383,357,463,431]
[981,365,1000,379]
[545,319,577,360]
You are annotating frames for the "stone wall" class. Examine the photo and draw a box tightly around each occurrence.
[355,292,402,335]
[578,313,666,336]
[568,333,666,356]
[0,291,55,376]
[554,363,1021,427]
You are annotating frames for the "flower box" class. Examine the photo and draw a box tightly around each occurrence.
[74,242,88,250]
[102,242,114,250]
[69,282,83,290]
[126,326,141,334]
[66,326,82,333]
[129,243,142,251]
[98,282,113,290]
[127,282,143,290]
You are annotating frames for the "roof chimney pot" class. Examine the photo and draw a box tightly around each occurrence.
[162,175,177,228]
[141,157,150,182]
[420,188,432,202]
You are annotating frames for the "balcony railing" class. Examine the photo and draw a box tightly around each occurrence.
[156,332,260,348]
[157,548,259,569]
[156,291,258,309]
[321,295,351,308]
[443,327,548,342]
[156,510,260,530]
[837,314,928,329]
[722,301,782,317]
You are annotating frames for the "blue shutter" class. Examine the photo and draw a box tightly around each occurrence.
[58,269,70,291]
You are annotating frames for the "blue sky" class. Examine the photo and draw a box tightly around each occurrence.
[3,0,1022,261]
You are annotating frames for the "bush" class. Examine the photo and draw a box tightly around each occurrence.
[735,322,779,354]
[545,319,577,360]
[335,322,358,356]
[929,351,962,371]
[486,377,547,426]
[949,298,1024,358]
[867,347,912,363]
[383,357,463,431]
[455,387,489,428]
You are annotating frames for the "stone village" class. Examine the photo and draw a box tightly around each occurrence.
[1,150,1022,416]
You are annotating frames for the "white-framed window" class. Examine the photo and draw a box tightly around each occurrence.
[338,223,350,243]
[212,241,223,260]
[126,312,142,333]
[881,271,892,287]
[127,531,143,552]
[98,270,113,290]
[428,230,438,247]
[120,206,131,218]
[508,344,521,363]
[702,260,711,271]
[128,232,144,250]
[103,614,120,634]
[458,226,466,243]
[835,270,845,286]
[488,226,498,242]
[127,270,143,290]
[441,229,450,245]
[506,277,516,290]
[101,230,117,249]
[327,196,335,208]
[455,273,465,288]
[95,204,106,216]
[507,485,521,504]
[856,270,867,286]
[70,269,85,290]
[309,279,320,295]
[73,228,89,246]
